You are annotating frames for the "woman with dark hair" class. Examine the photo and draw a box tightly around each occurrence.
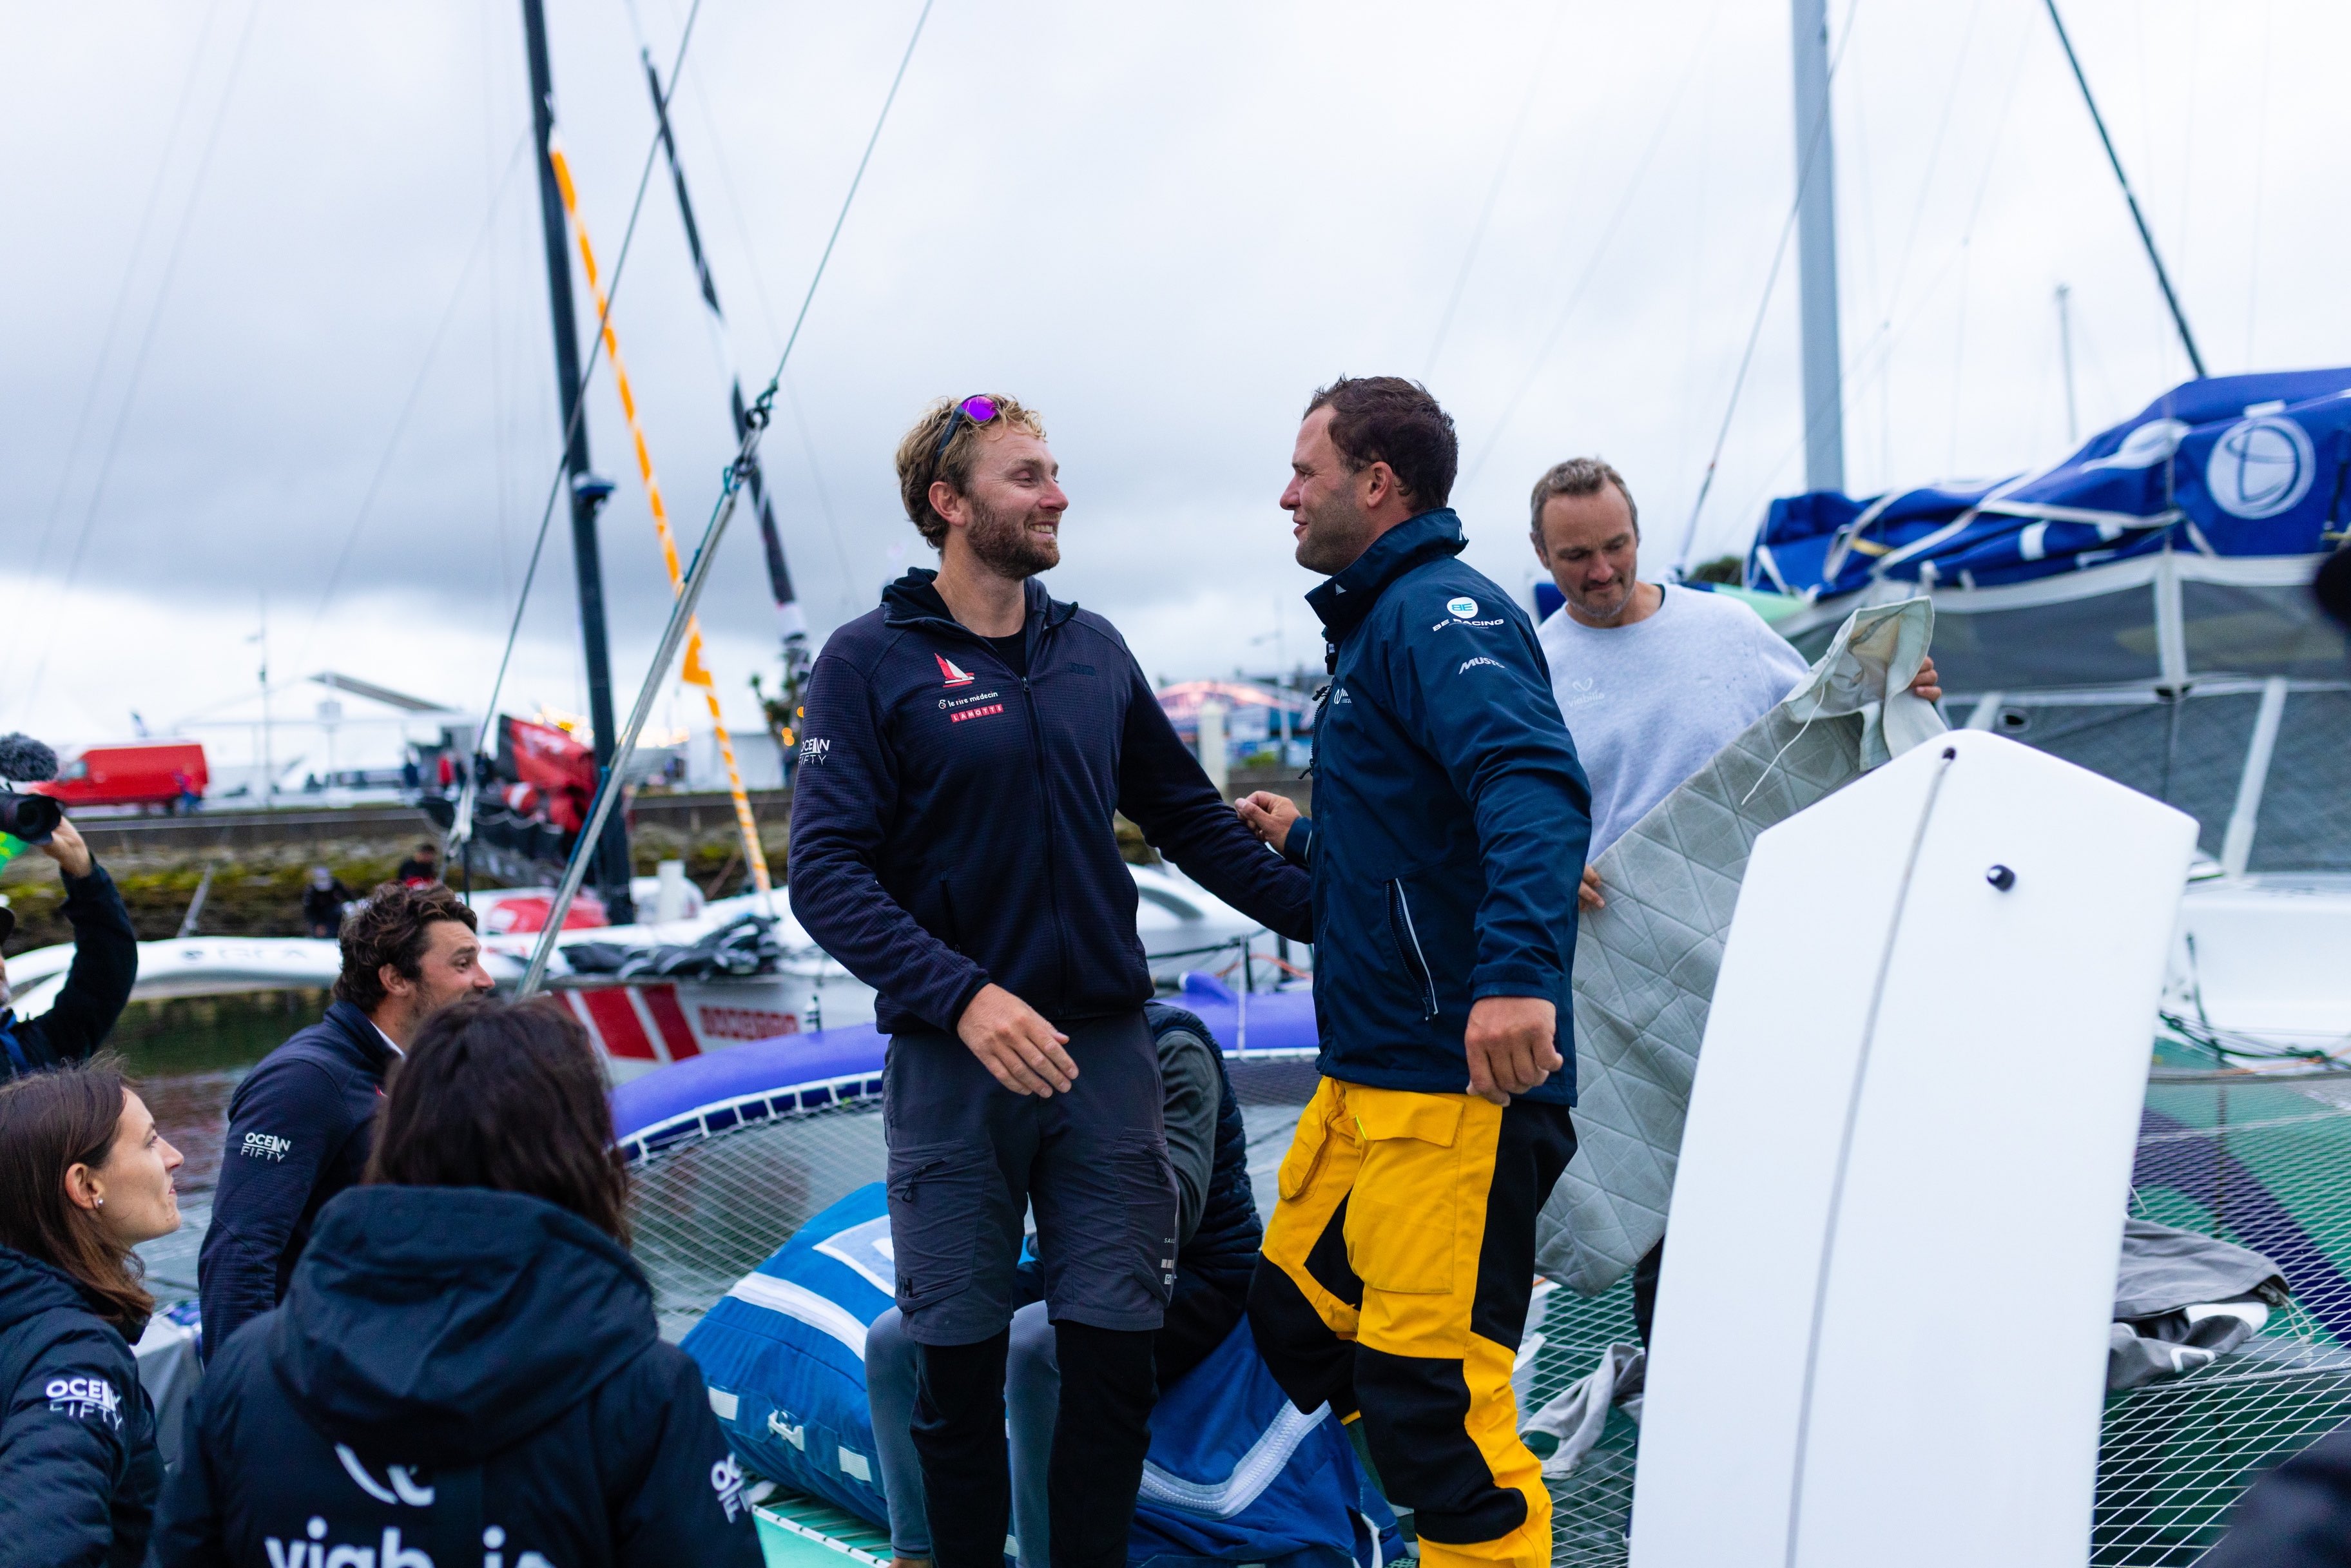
[151,998,761,1567]
[0,1058,183,1566]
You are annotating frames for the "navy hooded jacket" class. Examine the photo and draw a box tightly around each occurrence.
[0,1246,160,1568]
[198,999,392,1360]
[789,570,1311,1034]
[1286,510,1591,1105]
[151,1185,761,1568]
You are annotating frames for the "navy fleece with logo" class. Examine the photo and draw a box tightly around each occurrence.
[789,570,1312,1034]
[197,1000,393,1361]
[0,1246,160,1568]
[151,1186,760,1568]
[1282,509,1591,1104]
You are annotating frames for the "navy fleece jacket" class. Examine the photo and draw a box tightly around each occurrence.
[789,570,1310,1034]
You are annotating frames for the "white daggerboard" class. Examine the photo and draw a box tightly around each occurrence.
[1628,730,2197,1568]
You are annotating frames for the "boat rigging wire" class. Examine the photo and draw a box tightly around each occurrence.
[639,42,811,653]
[547,135,775,899]
[17,0,265,717]
[467,0,708,811]
[2040,0,2207,378]
[1460,0,1725,491]
[1420,0,1574,381]
[1667,0,1862,573]
[15,0,228,659]
[297,130,533,671]
[517,0,938,993]
[632,0,862,610]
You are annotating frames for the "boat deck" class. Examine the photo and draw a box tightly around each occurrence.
[130,1046,2351,1565]
[634,1053,2351,1567]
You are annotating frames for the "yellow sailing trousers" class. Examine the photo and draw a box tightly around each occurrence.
[1248,1079,1577,1568]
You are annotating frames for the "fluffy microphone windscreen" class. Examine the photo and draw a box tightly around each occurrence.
[0,734,59,783]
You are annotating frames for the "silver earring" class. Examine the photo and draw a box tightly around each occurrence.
[93,1196,103,1208]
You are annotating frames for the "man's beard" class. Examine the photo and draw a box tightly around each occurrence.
[1567,577,1636,624]
[1293,496,1376,576]
[966,496,1060,578]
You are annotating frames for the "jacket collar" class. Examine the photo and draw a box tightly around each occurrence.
[1304,509,1467,642]
[322,998,398,1078]
[880,568,1076,644]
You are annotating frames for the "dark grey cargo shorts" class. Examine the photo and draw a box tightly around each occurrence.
[882,1008,1177,1346]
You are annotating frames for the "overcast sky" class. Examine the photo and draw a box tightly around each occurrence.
[5,0,2345,767]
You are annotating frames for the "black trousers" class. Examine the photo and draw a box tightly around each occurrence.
[913,1322,1157,1568]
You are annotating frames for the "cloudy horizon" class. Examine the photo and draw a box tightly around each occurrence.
[5,0,2340,770]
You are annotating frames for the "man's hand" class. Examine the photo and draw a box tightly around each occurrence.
[1909,655,1942,704]
[1236,791,1300,854]
[956,983,1078,1097]
[38,819,93,879]
[1578,866,1605,912]
[1464,995,1562,1107]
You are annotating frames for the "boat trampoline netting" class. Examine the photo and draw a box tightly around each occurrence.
[623,1060,2351,1566]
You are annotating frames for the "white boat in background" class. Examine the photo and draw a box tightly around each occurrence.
[1750,369,2351,1070]
[8,862,1292,1082]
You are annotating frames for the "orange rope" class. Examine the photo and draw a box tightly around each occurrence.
[550,139,771,898]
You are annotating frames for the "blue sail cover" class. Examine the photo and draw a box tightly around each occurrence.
[1751,369,2351,599]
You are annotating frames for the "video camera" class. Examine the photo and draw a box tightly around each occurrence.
[0,733,63,844]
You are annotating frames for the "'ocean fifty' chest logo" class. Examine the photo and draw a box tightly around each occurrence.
[240,1132,293,1162]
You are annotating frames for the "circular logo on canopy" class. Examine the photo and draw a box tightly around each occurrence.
[1446,596,1479,619]
[2206,416,2314,519]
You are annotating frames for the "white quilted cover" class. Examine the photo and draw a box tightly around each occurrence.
[1538,599,1945,1297]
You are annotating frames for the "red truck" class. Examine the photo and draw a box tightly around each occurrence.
[34,742,209,812]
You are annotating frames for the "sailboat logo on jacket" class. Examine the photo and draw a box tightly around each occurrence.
[936,654,976,688]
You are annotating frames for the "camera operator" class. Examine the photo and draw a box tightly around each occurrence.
[0,818,138,1081]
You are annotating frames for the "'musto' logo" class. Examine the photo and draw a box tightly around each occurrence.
[2207,415,2314,519]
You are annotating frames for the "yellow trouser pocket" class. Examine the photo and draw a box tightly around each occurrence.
[1344,1090,1466,1295]
[1277,1081,1344,1202]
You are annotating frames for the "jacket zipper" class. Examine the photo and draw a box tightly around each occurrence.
[1388,880,1438,1020]
[1018,619,1070,1001]
[912,607,1069,999]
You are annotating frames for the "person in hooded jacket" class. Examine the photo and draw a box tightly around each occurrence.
[0,1058,186,1567]
[150,999,761,1568]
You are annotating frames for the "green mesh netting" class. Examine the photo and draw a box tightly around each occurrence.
[625,1056,2351,1565]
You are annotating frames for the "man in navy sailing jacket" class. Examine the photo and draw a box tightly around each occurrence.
[789,392,1310,1568]
[197,883,496,1359]
[1237,378,1590,1568]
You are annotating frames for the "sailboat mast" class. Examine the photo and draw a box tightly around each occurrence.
[638,52,807,653]
[1790,0,1846,494]
[521,0,635,923]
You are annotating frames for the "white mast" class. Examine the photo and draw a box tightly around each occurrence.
[1790,0,1846,494]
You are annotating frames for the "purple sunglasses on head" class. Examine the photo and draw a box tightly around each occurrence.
[931,394,1001,467]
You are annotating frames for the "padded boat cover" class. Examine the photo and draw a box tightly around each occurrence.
[684,1182,1397,1567]
[1538,599,1945,1297]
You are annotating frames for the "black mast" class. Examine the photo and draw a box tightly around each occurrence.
[521,0,634,922]
[639,50,812,759]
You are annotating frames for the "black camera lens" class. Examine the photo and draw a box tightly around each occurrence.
[0,789,61,845]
